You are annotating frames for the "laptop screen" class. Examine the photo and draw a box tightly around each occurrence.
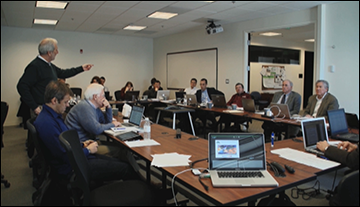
[125,91,140,101]
[208,133,266,171]
[129,105,144,126]
[301,117,328,148]
[327,108,349,135]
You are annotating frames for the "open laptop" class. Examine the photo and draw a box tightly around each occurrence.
[242,99,264,114]
[211,94,228,108]
[175,91,186,99]
[327,108,359,142]
[156,90,170,100]
[269,103,291,119]
[124,91,140,101]
[186,94,198,106]
[208,133,278,187]
[301,117,337,156]
[116,105,144,141]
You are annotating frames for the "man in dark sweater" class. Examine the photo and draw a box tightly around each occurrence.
[17,37,93,117]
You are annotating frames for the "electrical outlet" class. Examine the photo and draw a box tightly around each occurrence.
[225,79,229,84]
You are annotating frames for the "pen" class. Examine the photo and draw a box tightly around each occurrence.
[317,155,328,160]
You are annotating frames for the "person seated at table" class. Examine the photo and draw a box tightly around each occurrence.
[218,83,252,132]
[90,75,101,84]
[34,81,140,204]
[148,77,163,91]
[120,81,134,100]
[261,79,301,142]
[194,78,224,132]
[65,83,141,177]
[147,80,161,99]
[100,76,109,92]
[300,80,339,119]
[184,78,198,95]
[316,140,359,205]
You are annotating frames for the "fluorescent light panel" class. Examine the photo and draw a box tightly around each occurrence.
[123,25,147,31]
[36,1,68,9]
[305,39,315,42]
[34,19,58,25]
[147,11,178,19]
[260,32,282,36]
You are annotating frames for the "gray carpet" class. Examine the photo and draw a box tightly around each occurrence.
[1,121,346,206]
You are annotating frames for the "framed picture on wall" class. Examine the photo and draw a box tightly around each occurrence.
[260,65,285,90]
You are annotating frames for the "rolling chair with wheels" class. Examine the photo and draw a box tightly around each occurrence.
[70,87,82,98]
[250,91,269,110]
[1,101,10,188]
[59,129,157,206]
[328,170,359,206]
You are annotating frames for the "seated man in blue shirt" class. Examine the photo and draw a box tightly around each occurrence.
[65,83,141,176]
[34,81,139,183]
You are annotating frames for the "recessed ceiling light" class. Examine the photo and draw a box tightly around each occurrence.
[305,39,315,42]
[34,19,58,25]
[147,11,178,20]
[260,32,282,36]
[123,25,147,31]
[36,1,68,9]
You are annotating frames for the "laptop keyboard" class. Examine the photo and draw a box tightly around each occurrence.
[122,123,135,127]
[340,133,357,138]
[217,171,264,178]
[116,132,140,141]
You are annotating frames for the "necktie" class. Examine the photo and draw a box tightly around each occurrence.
[281,94,286,104]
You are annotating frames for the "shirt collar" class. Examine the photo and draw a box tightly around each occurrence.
[37,55,51,65]
[42,104,62,119]
[86,99,97,109]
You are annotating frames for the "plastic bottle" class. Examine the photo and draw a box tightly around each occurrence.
[271,132,275,148]
[143,117,151,140]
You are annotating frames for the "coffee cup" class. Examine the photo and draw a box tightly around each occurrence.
[207,102,213,109]
[231,104,237,110]
[112,108,119,116]
[142,95,148,100]
[176,98,181,103]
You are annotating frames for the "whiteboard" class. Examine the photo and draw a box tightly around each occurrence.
[167,48,218,89]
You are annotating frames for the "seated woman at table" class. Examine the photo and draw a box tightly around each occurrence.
[120,81,134,100]
[90,76,101,84]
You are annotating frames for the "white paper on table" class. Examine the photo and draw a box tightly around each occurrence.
[124,139,160,148]
[271,148,340,170]
[151,152,191,167]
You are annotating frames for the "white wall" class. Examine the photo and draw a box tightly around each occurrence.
[322,1,359,116]
[1,27,153,126]
[154,8,316,105]
[154,2,359,117]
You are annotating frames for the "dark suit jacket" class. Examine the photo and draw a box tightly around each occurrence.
[270,91,301,115]
[196,87,224,103]
[300,93,339,118]
[325,145,359,170]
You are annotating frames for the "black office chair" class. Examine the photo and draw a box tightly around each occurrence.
[59,129,157,206]
[70,87,82,98]
[330,170,359,206]
[114,90,122,101]
[250,91,269,110]
[1,101,10,188]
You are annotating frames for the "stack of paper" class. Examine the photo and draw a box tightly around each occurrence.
[151,152,191,167]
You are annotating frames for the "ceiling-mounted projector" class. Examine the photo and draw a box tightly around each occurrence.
[206,21,223,35]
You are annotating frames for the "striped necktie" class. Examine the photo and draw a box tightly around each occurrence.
[281,94,286,104]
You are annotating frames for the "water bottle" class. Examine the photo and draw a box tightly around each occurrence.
[143,117,151,140]
[271,132,275,148]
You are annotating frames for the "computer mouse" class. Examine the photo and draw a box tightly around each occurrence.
[284,165,295,174]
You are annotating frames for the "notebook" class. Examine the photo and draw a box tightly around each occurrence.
[210,94,228,108]
[269,103,291,119]
[242,99,264,114]
[301,117,337,156]
[208,133,278,187]
[156,90,170,100]
[186,94,198,105]
[327,109,359,142]
[124,91,140,101]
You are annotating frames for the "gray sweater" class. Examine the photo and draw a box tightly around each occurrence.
[65,100,114,142]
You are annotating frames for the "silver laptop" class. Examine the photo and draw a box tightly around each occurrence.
[269,103,291,119]
[121,105,145,128]
[327,108,359,142]
[156,90,170,100]
[210,94,228,108]
[186,94,198,105]
[242,99,263,114]
[208,133,278,187]
[301,117,332,156]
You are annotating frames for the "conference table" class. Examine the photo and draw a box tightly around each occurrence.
[104,121,345,206]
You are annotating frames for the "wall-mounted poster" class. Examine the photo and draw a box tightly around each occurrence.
[260,65,285,90]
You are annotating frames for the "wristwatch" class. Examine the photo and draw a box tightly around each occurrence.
[324,146,329,151]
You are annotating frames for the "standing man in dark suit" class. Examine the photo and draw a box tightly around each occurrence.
[195,78,224,131]
[17,37,93,118]
[262,79,301,141]
[300,80,339,119]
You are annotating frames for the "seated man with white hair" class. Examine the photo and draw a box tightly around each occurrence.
[65,83,141,175]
